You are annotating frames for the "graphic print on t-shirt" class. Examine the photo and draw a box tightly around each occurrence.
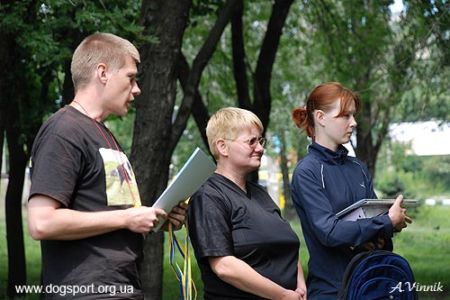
[99,148,142,207]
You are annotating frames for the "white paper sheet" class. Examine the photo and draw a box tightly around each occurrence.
[152,147,216,231]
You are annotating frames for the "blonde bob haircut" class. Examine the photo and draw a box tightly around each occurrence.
[206,107,264,159]
[71,32,140,92]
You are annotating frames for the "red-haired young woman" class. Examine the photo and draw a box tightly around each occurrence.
[290,82,412,299]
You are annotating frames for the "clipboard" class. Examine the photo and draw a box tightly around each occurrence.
[152,147,216,231]
[336,199,419,221]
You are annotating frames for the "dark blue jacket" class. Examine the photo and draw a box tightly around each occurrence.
[291,142,393,299]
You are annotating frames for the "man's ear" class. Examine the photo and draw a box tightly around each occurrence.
[216,139,229,157]
[314,110,326,127]
[96,63,108,84]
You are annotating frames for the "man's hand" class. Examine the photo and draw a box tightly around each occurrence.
[162,201,188,231]
[124,206,167,233]
[388,195,413,232]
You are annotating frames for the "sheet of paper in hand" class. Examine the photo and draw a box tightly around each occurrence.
[336,199,419,221]
[152,147,216,231]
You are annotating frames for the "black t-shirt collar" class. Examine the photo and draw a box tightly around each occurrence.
[213,173,252,199]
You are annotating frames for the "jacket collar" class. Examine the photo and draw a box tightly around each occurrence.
[308,142,349,165]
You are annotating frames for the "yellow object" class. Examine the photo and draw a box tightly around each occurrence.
[168,222,197,300]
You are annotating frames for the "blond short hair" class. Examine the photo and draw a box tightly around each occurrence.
[206,107,264,159]
[71,32,140,92]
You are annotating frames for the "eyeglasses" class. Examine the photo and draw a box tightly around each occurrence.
[225,136,267,148]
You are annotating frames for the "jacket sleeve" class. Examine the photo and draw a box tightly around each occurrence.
[292,167,393,248]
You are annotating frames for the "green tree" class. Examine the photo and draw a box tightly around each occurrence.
[178,0,295,184]
[1,1,56,295]
[295,0,449,177]
[0,0,142,296]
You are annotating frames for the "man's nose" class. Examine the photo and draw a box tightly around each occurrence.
[133,82,141,97]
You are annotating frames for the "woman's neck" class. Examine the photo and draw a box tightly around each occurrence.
[215,165,247,193]
[314,136,338,152]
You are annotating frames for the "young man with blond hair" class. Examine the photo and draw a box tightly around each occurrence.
[28,32,186,299]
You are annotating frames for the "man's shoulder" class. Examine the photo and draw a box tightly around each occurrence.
[47,106,80,128]
[39,107,88,139]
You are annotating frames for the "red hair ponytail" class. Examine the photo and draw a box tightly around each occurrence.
[292,107,314,138]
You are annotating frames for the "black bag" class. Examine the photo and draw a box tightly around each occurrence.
[339,250,417,300]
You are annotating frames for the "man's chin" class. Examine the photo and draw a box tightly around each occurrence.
[117,108,128,117]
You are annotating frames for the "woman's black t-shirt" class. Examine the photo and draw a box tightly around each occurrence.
[188,173,300,299]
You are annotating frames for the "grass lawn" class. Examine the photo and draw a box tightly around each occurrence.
[1,204,449,299]
[393,206,450,300]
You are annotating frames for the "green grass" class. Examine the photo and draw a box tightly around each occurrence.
[1,205,449,299]
[393,206,450,300]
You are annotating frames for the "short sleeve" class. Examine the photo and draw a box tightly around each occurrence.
[188,189,233,259]
[29,133,83,207]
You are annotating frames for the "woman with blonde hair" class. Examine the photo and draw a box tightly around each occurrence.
[188,107,307,299]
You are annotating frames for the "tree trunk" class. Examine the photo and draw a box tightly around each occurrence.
[252,0,294,130]
[231,0,251,109]
[5,102,27,297]
[133,1,191,298]
[170,0,239,150]
[135,1,241,296]
[279,131,296,220]
[62,59,75,105]
[1,3,28,295]
[355,98,377,176]
[0,0,14,183]
[177,53,210,150]
[175,0,242,155]
[0,119,4,180]
[233,0,294,183]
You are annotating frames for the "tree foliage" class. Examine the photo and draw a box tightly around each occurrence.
[376,141,450,200]
[282,0,449,177]
[1,0,448,298]
[0,0,143,296]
